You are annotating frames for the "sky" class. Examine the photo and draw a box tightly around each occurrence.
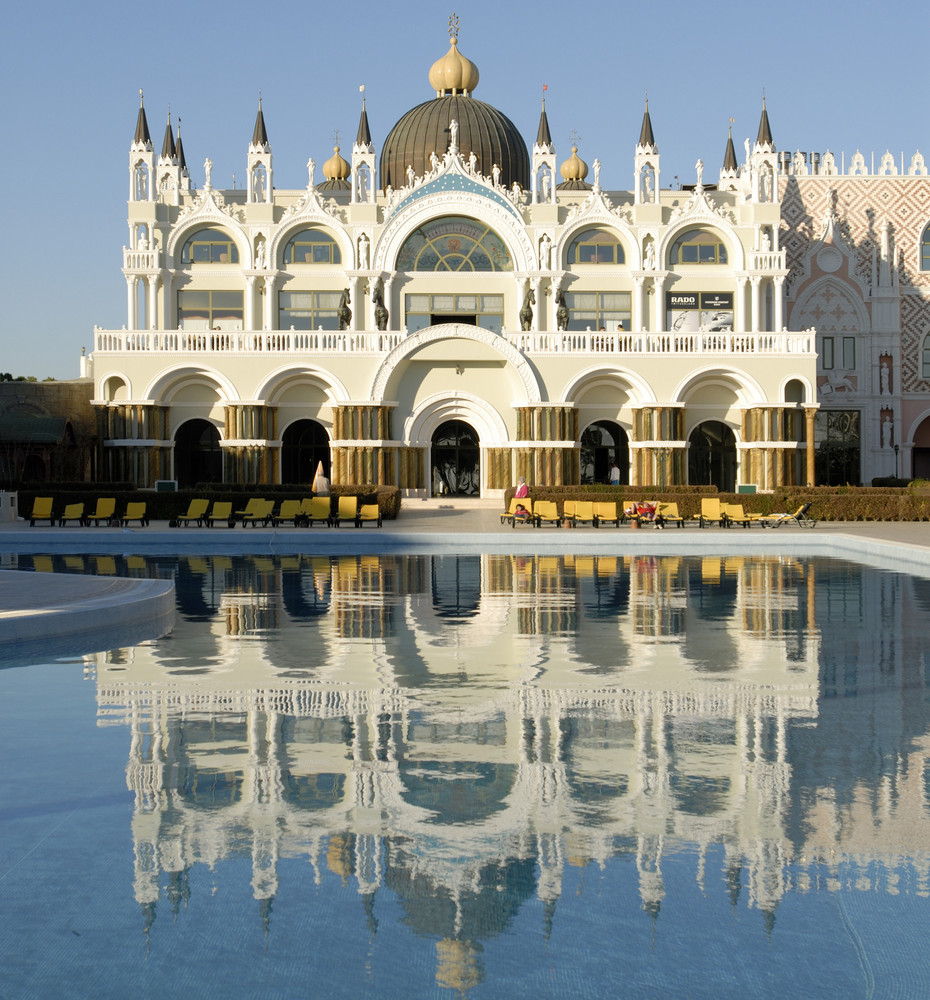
[0,0,924,379]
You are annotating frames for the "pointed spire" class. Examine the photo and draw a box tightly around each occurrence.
[252,96,269,148]
[176,118,187,171]
[536,96,552,147]
[723,123,738,172]
[756,96,774,149]
[161,110,176,160]
[355,87,372,147]
[133,90,151,147]
[638,97,656,151]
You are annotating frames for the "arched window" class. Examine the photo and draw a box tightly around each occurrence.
[670,229,728,265]
[922,333,930,378]
[567,229,625,265]
[397,217,513,271]
[921,224,930,271]
[283,229,342,265]
[181,228,239,264]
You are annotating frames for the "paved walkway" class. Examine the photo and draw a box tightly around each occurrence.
[0,498,928,651]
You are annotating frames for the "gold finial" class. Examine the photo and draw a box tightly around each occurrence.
[448,12,459,39]
[139,88,144,106]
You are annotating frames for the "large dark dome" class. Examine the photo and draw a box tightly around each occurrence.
[380,94,530,193]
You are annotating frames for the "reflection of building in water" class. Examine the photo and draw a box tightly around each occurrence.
[86,554,930,982]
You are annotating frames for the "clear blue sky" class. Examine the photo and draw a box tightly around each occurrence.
[0,0,923,379]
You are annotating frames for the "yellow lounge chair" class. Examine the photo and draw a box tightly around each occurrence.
[120,501,149,527]
[58,502,85,526]
[593,501,621,527]
[205,501,232,527]
[534,500,561,527]
[241,499,275,526]
[274,499,301,526]
[333,495,358,527]
[656,501,688,528]
[721,503,753,528]
[501,496,534,525]
[234,498,265,522]
[357,503,382,527]
[699,497,726,528]
[568,500,596,527]
[756,502,816,528]
[300,496,332,527]
[29,497,54,526]
[176,498,209,526]
[87,497,117,526]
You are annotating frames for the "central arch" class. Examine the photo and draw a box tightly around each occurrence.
[688,420,736,491]
[174,418,222,488]
[431,419,480,495]
[281,419,330,484]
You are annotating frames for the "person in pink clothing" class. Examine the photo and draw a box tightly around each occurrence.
[514,476,529,499]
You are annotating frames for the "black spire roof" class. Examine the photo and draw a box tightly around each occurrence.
[252,99,269,147]
[638,99,656,150]
[133,91,151,146]
[176,119,187,171]
[723,126,738,172]
[536,98,552,147]
[756,98,774,149]
[161,113,176,159]
[356,96,372,147]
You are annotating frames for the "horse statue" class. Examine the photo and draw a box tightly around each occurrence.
[373,279,389,332]
[555,287,570,331]
[520,286,535,331]
[337,288,352,331]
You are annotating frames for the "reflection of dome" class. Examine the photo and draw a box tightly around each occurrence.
[380,32,529,192]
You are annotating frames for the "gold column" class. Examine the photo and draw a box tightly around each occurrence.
[804,407,816,486]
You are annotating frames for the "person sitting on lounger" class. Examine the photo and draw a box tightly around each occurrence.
[514,503,531,522]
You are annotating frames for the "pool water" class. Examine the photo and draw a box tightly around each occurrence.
[2,553,930,999]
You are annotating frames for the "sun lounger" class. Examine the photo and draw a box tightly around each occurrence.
[534,500,561,527]
[29,497,54,526]
[721,503,753,528]
[699,497,727,527]
[58,502,85,527]
[300,496,332,527]
[593,502,622,527]
[568,501,596,527]
[87,497,117,526]
[357,503,382,527]
[756,502,816,528]
[501,497,534,526]
[176,498,209,526]
[333,496,358,527]
[656,501,688,528]
[120,502,149,527]
[241,499,275,526]
[233,498,265,523]
[274,499,301,526]
[205,501,233,527]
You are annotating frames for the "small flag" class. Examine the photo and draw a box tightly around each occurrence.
[543,84,548,91]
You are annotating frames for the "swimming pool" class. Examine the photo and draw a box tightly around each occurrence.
[2,553,929,998]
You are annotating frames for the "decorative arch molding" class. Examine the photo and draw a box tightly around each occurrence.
[673,365,767,406]
[793,276,870,333]
[904,407,930,448]
[370,323,542,403]
[97,371,133,402]
[373,185,535,274]
[658,213,744,271]
[778,375,816,406]
[144,364,239,404]
[560,365,656,406]
[556,209,638,269]
[268,218,353,271]
[166,195,249,264]
[406,391,510,448]
[788,215,869,302]
[256,365,351,405]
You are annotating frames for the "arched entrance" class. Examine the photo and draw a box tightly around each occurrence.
[281,419,330,484]
[431,420,480,495]
[911,416,930,479]
[174,419,222,488]
[688,421,736,492]
[580,420,629,485]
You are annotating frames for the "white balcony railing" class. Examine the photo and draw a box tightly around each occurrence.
[93,327,816,356]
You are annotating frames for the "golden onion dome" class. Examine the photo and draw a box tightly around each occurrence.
[319,145,351,191]
[560,145,588,182]
[428,36,479,96]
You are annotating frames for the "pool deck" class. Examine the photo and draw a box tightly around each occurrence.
[0,498,928,650]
